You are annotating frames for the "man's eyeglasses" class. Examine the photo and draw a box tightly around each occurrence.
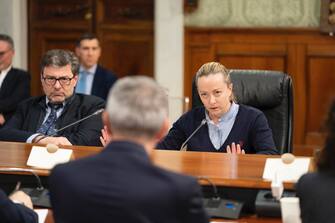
[42,76,74,86]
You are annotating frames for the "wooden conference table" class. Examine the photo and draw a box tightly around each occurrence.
[0,141,303,222]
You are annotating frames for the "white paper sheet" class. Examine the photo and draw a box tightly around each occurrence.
[27,146,73,169]
[262,158,311,182]
[34,209,48,223]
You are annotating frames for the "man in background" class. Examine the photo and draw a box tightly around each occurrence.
[50,76,209,223]
[75,33,117,101]
[0,34,30,126]
[0,49,104,146]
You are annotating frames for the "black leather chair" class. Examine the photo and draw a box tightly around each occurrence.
[192,69,293,154]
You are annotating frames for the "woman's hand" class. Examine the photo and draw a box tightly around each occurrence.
[226,142,245,154]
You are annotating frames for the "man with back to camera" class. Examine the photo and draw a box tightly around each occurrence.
[49,76,209,223]
[75,33,117,101]
[0,49,104,146]
[0,34,30,127]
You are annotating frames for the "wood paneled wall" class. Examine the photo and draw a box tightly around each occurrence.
[185,27,335,147]
[28,0,153,96]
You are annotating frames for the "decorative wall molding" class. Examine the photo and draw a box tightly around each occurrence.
[185,0,320,27]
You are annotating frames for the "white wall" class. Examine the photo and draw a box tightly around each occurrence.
[185,0,320,27]
[0,0,28,69]
[154,0,184,124]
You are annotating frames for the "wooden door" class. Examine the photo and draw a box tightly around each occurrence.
[28,0,153,96]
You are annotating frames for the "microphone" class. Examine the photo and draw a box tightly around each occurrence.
[180,119,206,151]
[199,176,243,219]
[255,153,298,217]
[281,153,295,164]
[270,153,295,200]
[46,143,59,153]
[271,172,283,200]
[34,108,104,143]
[50,108,104,136]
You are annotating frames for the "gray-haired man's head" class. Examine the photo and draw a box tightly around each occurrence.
[105,76,169,139]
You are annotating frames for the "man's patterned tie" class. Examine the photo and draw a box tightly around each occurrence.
[37,103,62,136]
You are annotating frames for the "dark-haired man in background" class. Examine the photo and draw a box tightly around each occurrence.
[75,33,117,101]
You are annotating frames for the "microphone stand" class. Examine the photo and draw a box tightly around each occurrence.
[197,176,219,199]
[34,108,104,143]
[0,167,52,208]
[180,119,207,151]
[0,167,44,190]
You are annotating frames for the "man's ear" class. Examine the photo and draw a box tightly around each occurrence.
[74,46,80,57]
[102,111,112,135]
[155,118,170,141]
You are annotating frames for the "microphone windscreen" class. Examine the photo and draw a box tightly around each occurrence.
[46,143,59,153]
[281,153,295,164]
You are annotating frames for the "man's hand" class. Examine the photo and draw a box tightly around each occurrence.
[226,142,245,154]
[0,114,5,125]
[38,136,72,146]
[9,191,34,209]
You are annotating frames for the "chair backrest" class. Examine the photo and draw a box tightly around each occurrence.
[192,69,293,154]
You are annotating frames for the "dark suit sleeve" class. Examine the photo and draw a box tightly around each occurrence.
[92,66,117,101]
[61,96,105,146]
[156,117,187,150]
[178,178,209,223]
[101,71,117,101]
[250,113,278,155]
[0,100,36,142]
[296,174,308,222]
[0,70,30,117]
[0,190,38,223]
[49,164,67,223]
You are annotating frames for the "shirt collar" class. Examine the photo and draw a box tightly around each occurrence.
[205,102,239,124]
[0,65,12,76]
[0,65,12,75]
[79,64,97,75]
[0,66,13,89]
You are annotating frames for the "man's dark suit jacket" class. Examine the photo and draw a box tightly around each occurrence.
[0,189,37,223]
[296,172,335,223]
[0,94,104,146]
[91,65,117,101]
[0,67,30,121]
[49,141,209,223]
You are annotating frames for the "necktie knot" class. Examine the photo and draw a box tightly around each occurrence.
[48,103,63,111]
